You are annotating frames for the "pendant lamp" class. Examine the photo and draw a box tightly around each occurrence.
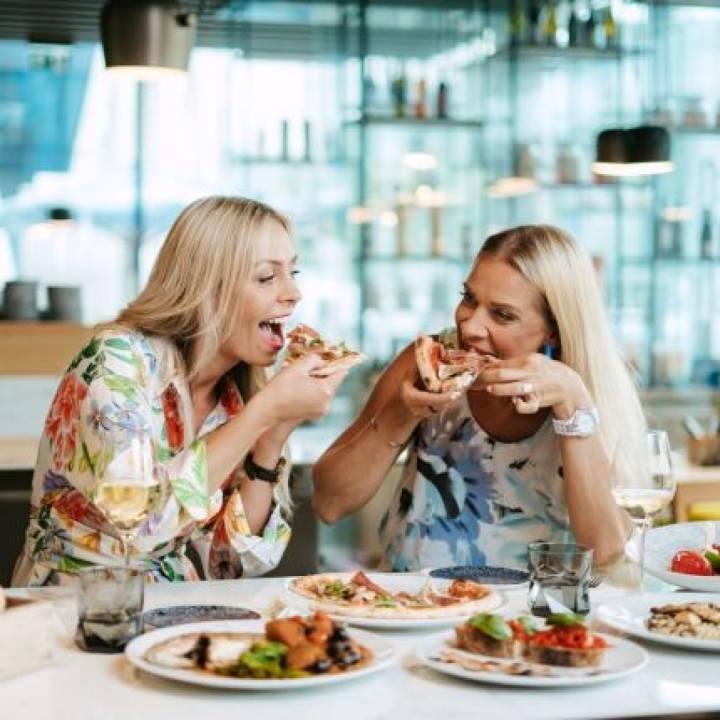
[592,125,673,177]
[101,0,195,80]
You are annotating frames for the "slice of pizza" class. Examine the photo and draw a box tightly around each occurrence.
[415,335,489,393]
[284,324,365,377]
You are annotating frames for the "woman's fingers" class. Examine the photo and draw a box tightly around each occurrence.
[401,380,461,417]
[513,394,541,414]
[289,352,327,374]
[486,380,537,398]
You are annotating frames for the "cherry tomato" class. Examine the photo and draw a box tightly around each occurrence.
[670,550,713,576]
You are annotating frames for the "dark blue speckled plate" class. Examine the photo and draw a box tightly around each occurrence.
[143,605,261,629]
[428,565,529,587]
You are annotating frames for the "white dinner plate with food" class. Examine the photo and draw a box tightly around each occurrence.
[641,522,720,592]
[415,630,648,688]
[283,571,505,630]
[597,593,720,652]
[125,619,397,690]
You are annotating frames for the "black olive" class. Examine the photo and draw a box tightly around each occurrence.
[310,658,332,673]
[328,641,352,658]
[342,651,362,666]
[336,650,362,667]
[330,626,349,642]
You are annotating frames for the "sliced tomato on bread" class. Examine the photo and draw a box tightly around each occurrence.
[415,335,486,393]
[284,323,365,376]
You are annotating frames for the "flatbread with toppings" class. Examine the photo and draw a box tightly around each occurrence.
[415,335,489,393]
[288,572,501,620]
[284,324,365,377]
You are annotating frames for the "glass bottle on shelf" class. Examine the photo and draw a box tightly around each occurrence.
[430,206,444,257]
[603,6,618,49]
[414,78,427,119]
[542,1,559,47]
[700,209,714,260]
[700,160,717,259]
[529,0,543,45]
[395,201,410,256]
[391,64,407,118]
[568,1,580,47]
[437,81,449,119]
[509,0,528,46]
[280,119,290,161]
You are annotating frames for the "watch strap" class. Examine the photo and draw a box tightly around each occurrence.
[552,407,599,438]
[243,452,286,484]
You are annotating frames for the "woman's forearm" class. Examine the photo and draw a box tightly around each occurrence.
[203,394,276,494]
[313,400,419,524]
[239,421,296,534]
[559,435,630,566]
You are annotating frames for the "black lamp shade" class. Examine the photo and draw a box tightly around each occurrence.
[596,129,627,164]
[594,125,672,176]
[625,125,671,163]
[101,0,195,75]
[48,207,73,222]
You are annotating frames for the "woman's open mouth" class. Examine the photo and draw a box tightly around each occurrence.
[259,317,287,352]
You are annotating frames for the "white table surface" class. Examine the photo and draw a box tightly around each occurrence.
[4,576,720,720]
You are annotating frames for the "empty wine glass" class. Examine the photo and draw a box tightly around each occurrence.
[94,431,167,565]
[611,430,676,589]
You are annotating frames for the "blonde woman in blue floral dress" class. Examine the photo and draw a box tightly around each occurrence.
[314,225,644,570]
[14,196,349,585]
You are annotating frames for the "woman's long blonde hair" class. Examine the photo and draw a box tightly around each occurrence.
[103,196,294,508]
[478,225,646,484]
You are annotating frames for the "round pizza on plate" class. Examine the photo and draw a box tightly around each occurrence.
[287,571,502,620]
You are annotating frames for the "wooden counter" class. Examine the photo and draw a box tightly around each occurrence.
[0,322,94,375]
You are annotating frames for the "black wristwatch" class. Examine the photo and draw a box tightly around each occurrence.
[243,452,286,484]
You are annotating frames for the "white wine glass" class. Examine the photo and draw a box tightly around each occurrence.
[95,431,167,565]
[611,430,676,589]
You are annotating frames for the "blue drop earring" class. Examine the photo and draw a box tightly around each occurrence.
[542,343,555,359]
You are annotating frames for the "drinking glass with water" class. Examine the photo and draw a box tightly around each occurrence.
[527,542,593,617]
[76,565,144,653]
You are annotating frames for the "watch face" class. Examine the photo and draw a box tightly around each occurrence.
[576,409,598,433]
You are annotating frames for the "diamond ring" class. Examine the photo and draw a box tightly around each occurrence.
[520,382,533,395]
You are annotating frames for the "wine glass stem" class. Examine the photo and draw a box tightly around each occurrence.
[637,516,651,590]
[122,533,132,567]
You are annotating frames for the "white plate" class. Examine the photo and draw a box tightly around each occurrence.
[125,620,397,690]
[283,573,505,630]
[597,592,720,652]
[642,521,720,592]
[416,630,648,688]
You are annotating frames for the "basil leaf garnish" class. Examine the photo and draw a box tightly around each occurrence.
[468,613,513,640]
[704,550,720,572]
[516,615,538,635]
[546,612,585,627]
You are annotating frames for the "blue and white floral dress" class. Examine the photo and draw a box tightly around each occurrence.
[379,339,572,571]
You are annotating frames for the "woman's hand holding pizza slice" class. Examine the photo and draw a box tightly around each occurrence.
[406,335,492,418]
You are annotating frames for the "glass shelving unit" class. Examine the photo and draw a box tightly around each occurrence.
[340,1,487,364]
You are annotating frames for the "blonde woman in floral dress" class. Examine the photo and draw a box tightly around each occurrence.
[13,196,348,585]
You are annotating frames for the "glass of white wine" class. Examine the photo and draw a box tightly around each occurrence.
[612,429,676,589]
[95,431,167,565]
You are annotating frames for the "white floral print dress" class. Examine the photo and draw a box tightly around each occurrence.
[12,330,291,586]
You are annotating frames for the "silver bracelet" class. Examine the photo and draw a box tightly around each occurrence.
[369,416,405,449]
